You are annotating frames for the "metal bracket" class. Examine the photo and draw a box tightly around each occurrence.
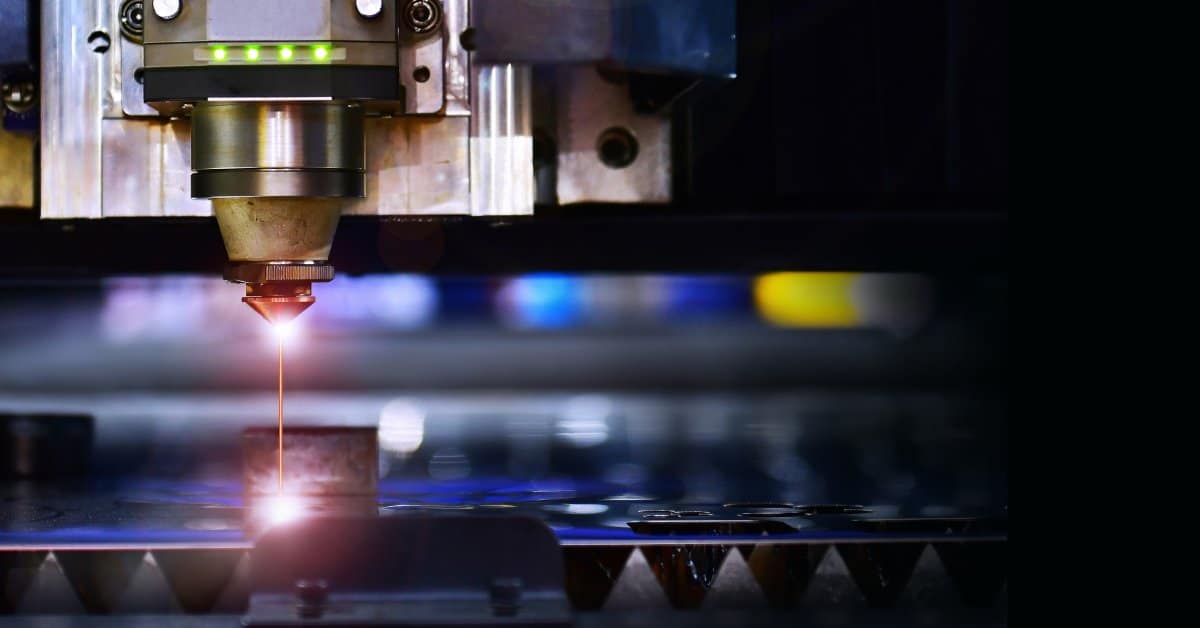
[244,515,571,626]
[398,0,447,114]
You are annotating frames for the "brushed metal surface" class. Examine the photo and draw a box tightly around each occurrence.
[469,64,534,217]
[40,0,110,218]
[191,102,363,171]
[191,102,364,198]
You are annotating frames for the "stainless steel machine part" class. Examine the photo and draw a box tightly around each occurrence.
[470,63,534,217]
[38,0,660,220]
[191,102,365,199]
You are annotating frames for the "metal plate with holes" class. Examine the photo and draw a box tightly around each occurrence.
[555,67,670,204]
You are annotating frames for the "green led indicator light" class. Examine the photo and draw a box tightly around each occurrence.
[313,45,329,61]
[278,46,294,61]
[212,47,227,61]
[245,46,260,61]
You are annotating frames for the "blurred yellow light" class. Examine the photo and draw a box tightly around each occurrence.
[313,45,329,61]
[245,46,260,61]
[754,272,861,328]
[212,47,227,61]
[278,46,293,61]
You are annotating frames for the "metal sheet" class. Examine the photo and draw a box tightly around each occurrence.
[555,67,670,204]
[41,0,110,218]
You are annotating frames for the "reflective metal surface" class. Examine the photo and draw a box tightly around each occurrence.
[344,117,471,216]
[40,0,109,218]
[191,102,365,198]
[470,64,535,216]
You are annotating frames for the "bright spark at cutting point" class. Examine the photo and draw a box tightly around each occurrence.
[263,494,303,526]
[272,320,299,342]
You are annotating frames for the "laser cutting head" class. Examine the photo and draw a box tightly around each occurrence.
[141,1,416,323]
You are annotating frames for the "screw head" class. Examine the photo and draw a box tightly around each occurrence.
[403,0,441,33]
[2,81,36,114]
[152,0,181,20]
[356,0,384,19]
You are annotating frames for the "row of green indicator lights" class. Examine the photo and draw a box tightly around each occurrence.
[211,45,329,62]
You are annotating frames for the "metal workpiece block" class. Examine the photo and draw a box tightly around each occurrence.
[241,426,378,497]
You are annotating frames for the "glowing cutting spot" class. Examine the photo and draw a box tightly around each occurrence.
[313,45,329,61]
[263,495,303,526]
[272,320,299,342]
[245,46,260,61]
[212,47,226,61]
[278,46,293,61]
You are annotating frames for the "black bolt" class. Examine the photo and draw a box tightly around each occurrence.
[459,28,477,51]
[294,579,329,619]
[489,578,522,617]
[2,81,36,114]
[596,127,639,169]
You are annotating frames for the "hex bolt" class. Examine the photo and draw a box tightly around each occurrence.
[489,578,522,617]
[152,0,181,21]
[294,579,329,619]
[403,0,442,33]
[356,0,384,19]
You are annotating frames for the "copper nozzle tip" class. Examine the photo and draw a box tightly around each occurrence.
[243,296,316,325]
